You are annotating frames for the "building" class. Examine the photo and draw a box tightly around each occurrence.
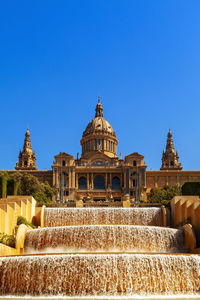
[1,97,200,202]
[52,98,146,202]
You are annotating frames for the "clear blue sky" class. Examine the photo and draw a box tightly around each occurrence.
[0,1,200,171]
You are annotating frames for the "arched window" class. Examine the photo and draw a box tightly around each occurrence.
[112,176,120,190]
[94,176,105,190]
[78,177,87,189]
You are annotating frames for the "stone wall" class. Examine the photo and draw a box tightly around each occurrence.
[146,170,200,192]
[0,196,36,235]
[0,170,53,186]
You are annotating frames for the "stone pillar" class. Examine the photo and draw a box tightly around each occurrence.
[91,173,94,189]
[72,168,75,188]
[125,168,130,195]
[69,169,71,188]
[53,169,55,186]
[76,174,78,189]
[105,173,108,189]
[104,139,107,151]
[87,173,89,189]
[56,169,59,188]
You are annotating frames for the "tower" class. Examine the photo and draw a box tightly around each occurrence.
[160,129,182,170]
[15,128,37,170]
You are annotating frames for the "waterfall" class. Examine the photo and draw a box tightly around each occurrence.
[0,206,199,297]
[0,254,200,296]
[24,225,186,254]
[44,207,163,227]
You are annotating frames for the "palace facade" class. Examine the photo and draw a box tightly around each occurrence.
[1,98,200,202]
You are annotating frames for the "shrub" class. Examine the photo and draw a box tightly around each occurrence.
[17,216,36,229]
[7,177,18,196]
[148,184,182,206]
[0,176,7,198]
[33,191,51,206]
[182,182,200,196]
[0,233,16,248]
[15,173,57,205]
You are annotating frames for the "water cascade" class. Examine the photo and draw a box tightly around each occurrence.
[24,225,186,254]
[0,206,200,297]
[44,207,163,227]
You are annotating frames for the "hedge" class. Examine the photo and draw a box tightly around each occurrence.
[182,182,200,196]
[0,176,7,198]
[7,178,18,196]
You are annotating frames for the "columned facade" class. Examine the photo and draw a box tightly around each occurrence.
[52,99,147,202]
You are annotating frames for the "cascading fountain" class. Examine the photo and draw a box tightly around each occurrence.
[44,207,163,227]
[24,225,186,254]
[0,206,200,298]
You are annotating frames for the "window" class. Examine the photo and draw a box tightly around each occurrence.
[133,160,137,166]
[95,139,97,150]
[102,139,104,150]
[78,177,87,189]
[133,179,137,187]
[62,160,66,166]
[112,177,121,190]
[94,176,105,190]
[24,161,27,166]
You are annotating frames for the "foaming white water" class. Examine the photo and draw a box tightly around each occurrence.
[1,296,200,299]
[24,225,185,254]
[0,254,200,297]
[44,208,163,227]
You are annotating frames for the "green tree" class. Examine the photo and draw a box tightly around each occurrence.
[13,173,57,205]
[148,184,182,206]
[16,173,42,196]
[33,191,51,205]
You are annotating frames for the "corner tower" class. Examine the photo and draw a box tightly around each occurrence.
[15,128,37,170]
[160,129,182,170]
[80,97,118,158]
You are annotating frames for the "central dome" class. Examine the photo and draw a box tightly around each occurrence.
[80,97,118,158]
[83,97,116,138]
[83,115,115,137]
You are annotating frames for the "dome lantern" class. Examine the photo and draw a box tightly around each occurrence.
[95,96,103,117]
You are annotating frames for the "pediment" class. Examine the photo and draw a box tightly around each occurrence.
[125,152,144,159]
[54,152,74,159]
[87,151,113,163]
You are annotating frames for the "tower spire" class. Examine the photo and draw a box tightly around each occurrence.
[160,129,182,170]
[15,128,37,170]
